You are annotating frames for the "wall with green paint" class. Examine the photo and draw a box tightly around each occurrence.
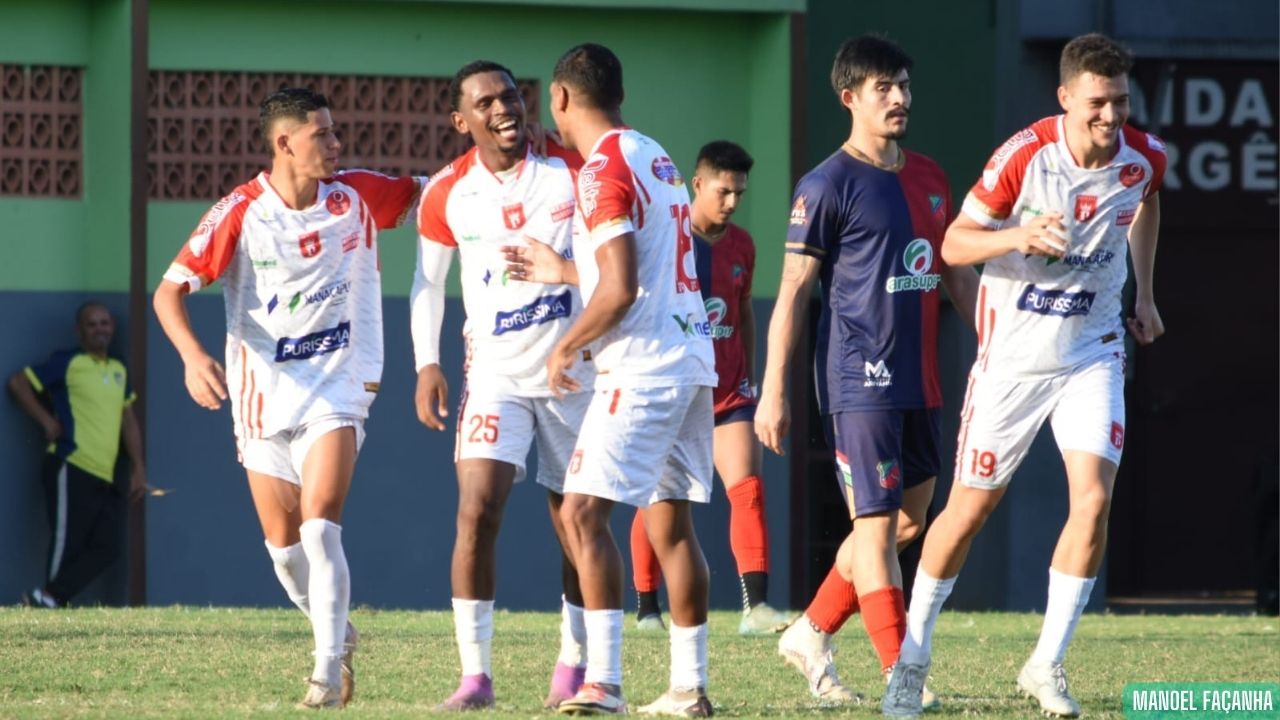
[146,0,793,297]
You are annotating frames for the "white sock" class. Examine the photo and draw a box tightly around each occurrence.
[899,569,956,666]
[452,598,494,677]
[1030,568,1096,665]
[669,622,708,691]
[584,608,623,686]
[558,596,587,667]
[265,540,310,616]
[299,518,349,688]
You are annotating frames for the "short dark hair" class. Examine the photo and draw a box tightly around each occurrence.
[695,141,754,175]
[450,60,517,112]
[552,43,624,111]
[1060,33,1133,85]
[259,87,329,148]
[830,34,913,96]
[75,301,110,324]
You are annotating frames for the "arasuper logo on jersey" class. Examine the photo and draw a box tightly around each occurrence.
[493,290,572,336]
[884,238,941,293]
[702,297,734,339]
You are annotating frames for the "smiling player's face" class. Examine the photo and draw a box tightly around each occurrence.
[454,71,527,162]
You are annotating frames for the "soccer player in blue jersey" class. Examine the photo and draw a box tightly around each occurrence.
[756,35,977,703]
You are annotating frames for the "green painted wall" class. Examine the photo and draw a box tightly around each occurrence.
[83,0,133,293]
[145,0,792,297]
[802,1,997,205]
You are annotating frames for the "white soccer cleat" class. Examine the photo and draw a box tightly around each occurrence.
[882,662,929,717]
[738,603,796,635]
[635,613,667,632]
[777,621,861,703]
[297,678,342,710]
[340,621,359,706]
[637,687,714,717]
[1017,660,1081,718]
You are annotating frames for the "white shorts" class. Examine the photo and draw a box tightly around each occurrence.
[237,414,366,486]
[454,384,590,492]
[954,353,1126,490]
[564,385,714,507]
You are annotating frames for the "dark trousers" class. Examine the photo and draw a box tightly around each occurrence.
[41,456,124,604]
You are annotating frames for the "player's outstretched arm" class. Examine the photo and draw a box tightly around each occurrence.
[410,239,454,430]
[502,237,578,286]
[942,212,1068,266]
[546,233,637,398]
[1126,192,1164,345]
[755,252,820,456]
[153,280,227,410]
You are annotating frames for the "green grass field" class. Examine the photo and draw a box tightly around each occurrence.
[1,607,1275,718]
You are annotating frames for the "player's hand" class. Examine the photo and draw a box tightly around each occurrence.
[1012,212,1068,258]
[527,121,548,156]
[754,387,790,456]
[40,417,63,443]
[503,237,567,284]
[128,466,147,503]
[1126,297,1165,345]
[415,363,450,431]
[183,352,227,410]
[546,343,581,400]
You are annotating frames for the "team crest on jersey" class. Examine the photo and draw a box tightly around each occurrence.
[299,231,322,258]
[1111,421,1125,450]
[325,190,351,216]
[1074,194,1098,222]
[789,195,808,226]
[876,460,901,490]
[651,156,684,186]
[1119,163,1145,188]
[502,202,526,230]
[928,194,945,223]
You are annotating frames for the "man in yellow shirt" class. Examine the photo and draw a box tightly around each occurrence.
[8,302,145,607]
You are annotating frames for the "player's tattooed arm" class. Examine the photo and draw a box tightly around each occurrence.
[756,252,820,455]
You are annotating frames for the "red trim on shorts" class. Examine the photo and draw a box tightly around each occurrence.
[608,389,621,415]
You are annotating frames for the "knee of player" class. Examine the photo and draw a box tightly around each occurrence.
[558,495,605,536]
[896,514,925,546]
[455,496,505,537]
[1069,487,1112,523]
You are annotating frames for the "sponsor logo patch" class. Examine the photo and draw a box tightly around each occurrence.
[578,154,609,218]
[551,199,576,222]
[864,360,893,388]
[341,232,360,253]
[493,290,572,335]
[982,128,1037,191]
[703,297,734,339]
[885,238,941,293]
[651,156,683,186]
[1119,163,1145,188]
[1047,249,1115,272]
[189,191,246,257]
[304,279,352,306]
[671,312,713,338]
[1016,285,1096,317]
[1117,207,1136,226]
[275,321,351,362]
[1111,421,1125,450]
[789,195,807,226]
[325,189,351,216]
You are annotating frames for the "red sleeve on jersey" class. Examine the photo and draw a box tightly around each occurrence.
[578,133,635,232]
[545,136,583,172]
[1123,125,1168,198]
[335,170,420,229]
[740,227,756,302]
[417,152,475,248]
[172,188,253,287]
[966,116,1058,221]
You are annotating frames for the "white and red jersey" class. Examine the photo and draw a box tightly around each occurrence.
[962,116,1166,377]
[164,170,421,439]
[574,128,717,390]
[416,144,588,396]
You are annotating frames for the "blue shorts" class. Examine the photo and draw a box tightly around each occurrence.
[714,402,755,427]
[823,408,940,518]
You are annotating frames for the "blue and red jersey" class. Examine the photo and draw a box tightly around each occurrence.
[785,148,951,414]
[692,223,756,416]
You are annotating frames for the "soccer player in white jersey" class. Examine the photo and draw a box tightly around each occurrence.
[411,60,590,711]
[884,34,1166,719]
[504,44,717,717]
[153,88,422,710]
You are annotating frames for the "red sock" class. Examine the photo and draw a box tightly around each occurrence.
[805,564,859,634]
[726,476,769,574]
[859,587,906,671]
[629,510,662,592]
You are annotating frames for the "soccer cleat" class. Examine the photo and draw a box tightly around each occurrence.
[297,678,342,709]
[340,621,358,706]
[636,613,667,632]
[22,587,60,609]
[637,687,714,717]
[1017,660,1081,718]
[882,664,940,712]
[437,673,496,711]
[881,662,929,717]
[738,603,795,635]
[544,662,587,709]
[777,620,861,703]
[557,682,628,715]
